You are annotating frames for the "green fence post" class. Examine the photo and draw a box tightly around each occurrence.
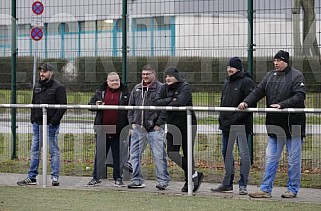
[11,0,17,159]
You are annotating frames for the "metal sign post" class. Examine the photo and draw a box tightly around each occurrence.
[31,0,47,187]
[31,1,44,86]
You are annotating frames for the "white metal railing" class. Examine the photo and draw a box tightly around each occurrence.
[2,104,321,195]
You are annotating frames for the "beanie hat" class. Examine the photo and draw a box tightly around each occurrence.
[274,50,289,64]
[164,66,183,82]
[227,57,242,70]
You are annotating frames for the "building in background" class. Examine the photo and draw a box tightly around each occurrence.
[0,0,320,59]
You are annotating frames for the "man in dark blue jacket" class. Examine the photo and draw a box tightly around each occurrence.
[239,50,306,198]
[17,63,67,186]
[211,57,254,195]
[86,72,130,187]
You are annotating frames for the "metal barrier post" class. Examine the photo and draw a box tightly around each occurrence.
[187,109,193,196]
[10,0,17,160]
[42,106,48,187]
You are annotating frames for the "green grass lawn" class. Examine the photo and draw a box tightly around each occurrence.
[1,186,321,211]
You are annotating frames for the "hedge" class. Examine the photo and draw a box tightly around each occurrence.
[1,56,320,92]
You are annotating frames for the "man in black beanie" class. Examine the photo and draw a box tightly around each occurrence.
[239,50,306,198]
[273,50,289,64]
[211,57,254,195]
[154,66,204,193]
[227,57,243,71]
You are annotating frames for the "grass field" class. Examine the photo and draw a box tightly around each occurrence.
[1,186,321,211]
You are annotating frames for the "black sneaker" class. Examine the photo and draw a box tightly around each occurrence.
[156,183,167,190]
[193,172,204,192]
[17,177,37,186]
[52,177,60,186]
[114,178,125,187]
[127,182,145,188]
[211,184,233,193]
[181,182,188,192]
[86,178,101,186]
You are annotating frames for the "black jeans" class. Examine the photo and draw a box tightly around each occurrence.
[93,134,121,180]
[166,123,197,180]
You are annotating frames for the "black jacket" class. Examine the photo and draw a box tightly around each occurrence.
[128,80,165,131]
[31,78,67,125]
[219,71,255,133]
[244,66,306,137]
[154,80,197,127]
[88,82,130,137]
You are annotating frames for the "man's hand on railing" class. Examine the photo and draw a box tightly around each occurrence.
[238,102,248,110]
[270,104,282,109]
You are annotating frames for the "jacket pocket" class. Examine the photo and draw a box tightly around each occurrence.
[46,88,56,96]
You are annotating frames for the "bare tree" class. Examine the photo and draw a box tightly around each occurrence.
[292,0,320,56]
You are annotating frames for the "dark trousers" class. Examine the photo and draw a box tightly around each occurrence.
[166,123,197,180]
[93,134,121,180]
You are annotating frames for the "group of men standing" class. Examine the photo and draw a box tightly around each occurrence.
[17,50,306,199]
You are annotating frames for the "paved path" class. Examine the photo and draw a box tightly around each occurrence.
[1,173,321,204]
[1,122,320,134]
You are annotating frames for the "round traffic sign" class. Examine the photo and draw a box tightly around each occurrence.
[30,27,43,41]
[32,1,44,15]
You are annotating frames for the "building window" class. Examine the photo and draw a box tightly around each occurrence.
[58,23,69,34]
[47,23,59,34]
[97,20,113,31]
[0,25,10,46]
[155,16,171,30]
[79,21,96,32]
[17,24,31,36]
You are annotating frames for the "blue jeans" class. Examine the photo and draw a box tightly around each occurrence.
[222,128,251,187]
[260,136,302,194]
[130,127,169,186]
[28,123,60,179]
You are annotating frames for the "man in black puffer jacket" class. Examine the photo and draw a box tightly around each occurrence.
[86,72,130,187]
[155,66,203,193]
[17,63,67,187]
[211,57,254,195]
[239,50,306,199]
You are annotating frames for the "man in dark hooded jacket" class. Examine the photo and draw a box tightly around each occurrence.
[211,57,254,195]
[154,66,203,193]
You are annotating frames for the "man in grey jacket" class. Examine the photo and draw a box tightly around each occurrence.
[127,64,169,190]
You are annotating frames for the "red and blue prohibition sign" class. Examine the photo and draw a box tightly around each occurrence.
[30,27,43,41]
[32,1,44,15]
